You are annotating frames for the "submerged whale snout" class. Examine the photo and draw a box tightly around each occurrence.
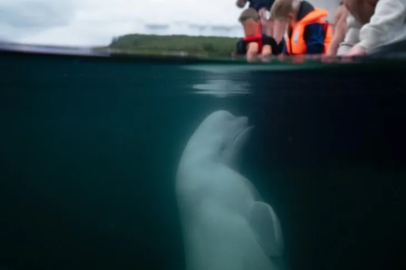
[236,115,252,130]
[240,115,254,133]
[233,119,254,145]
[240,116,249,125]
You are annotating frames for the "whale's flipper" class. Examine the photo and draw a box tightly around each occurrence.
[248,201,284,257]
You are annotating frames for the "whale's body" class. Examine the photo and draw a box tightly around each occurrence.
[176,110,286,270]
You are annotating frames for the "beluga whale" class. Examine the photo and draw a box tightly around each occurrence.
[175,110,286,270]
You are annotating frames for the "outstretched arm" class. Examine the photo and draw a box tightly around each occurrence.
[337,14,362,55]
[327,6,349,56]
[261,45,272,56]
[246,42,259,61]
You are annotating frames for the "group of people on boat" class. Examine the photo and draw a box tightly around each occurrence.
[235,0,406,60]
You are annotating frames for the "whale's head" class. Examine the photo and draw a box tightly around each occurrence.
[185,110,254,169]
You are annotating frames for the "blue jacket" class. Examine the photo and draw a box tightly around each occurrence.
[282,1,325,55]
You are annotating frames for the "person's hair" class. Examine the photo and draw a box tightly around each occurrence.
[270,0,301,19]
[236,0,247,8]
[238,8,260,23]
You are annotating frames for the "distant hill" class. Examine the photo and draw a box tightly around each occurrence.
[107,34,241,57]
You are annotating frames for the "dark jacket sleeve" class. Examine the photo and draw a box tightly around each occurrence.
[303,23,325,54]
[262,35,283,55]
[236,39,247,55]
[280,39,289,55]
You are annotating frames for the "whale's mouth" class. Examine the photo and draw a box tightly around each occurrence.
[227,125,254,169]
[233,125,254,142]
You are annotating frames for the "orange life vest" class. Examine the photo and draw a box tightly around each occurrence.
[285,8,333,55]
[243,23,264,53]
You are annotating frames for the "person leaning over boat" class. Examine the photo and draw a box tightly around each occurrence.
[236,8,276,61]
[270,0,333,55]
[338,0,406,56]
[236,0,287,42]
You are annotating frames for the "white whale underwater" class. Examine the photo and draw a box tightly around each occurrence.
[175,110,287,270]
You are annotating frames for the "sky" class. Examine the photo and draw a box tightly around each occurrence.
[0,0,339,47]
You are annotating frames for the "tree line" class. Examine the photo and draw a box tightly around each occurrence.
[108,34,240,57]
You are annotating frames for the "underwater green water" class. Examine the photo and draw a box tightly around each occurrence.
[0,50,405,270]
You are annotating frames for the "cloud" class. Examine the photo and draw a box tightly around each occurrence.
[0,0,74,40]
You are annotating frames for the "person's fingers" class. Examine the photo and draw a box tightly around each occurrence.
[261,56,271,63]
[246,55,257,63]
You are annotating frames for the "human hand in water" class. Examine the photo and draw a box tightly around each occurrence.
[345,45,367,56]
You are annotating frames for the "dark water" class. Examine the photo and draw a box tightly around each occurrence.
[1,50,405,270]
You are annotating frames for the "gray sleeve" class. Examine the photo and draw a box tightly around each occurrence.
[337,14,362,56]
